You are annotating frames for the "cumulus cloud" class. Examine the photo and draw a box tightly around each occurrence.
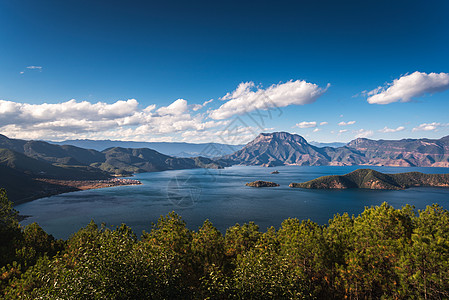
[379,126,405,133]
[209,80,329,120]
[156,99,188,115]
[338,129,348,134]
[354,129,374,138]
[366,71,449,104]
[412,122,446,132]
[319,121,328,126]
[192,99,214,111]
[0,98,226,142]
[313,128,321,132]
[296,121,317,128]
[338,121,356,126]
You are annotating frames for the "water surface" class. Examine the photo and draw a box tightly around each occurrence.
[16,166,449,239]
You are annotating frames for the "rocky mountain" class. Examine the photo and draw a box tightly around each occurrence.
[290,169,449,190]
[224,132,365,166]
[224,132,449,167]
[347,136,449,167]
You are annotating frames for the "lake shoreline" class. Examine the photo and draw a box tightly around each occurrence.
[16,165,449,240]
[13,178,142,207]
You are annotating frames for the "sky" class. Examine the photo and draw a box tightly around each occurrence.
[0,0,449,144]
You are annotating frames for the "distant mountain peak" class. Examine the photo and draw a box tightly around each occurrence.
[250,132,308,145]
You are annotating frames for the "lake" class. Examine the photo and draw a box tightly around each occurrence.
[16,165,449,239]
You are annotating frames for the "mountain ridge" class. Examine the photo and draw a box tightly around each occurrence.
[225,132,449,167]
[0,134,225,203]
[49,138,244,157]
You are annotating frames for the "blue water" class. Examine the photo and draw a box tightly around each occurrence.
[16,166,449,239]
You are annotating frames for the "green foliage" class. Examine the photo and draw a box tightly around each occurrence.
[291,168,449,190]
[0,189,21,268]
[225,222,261,258]
[3,201,449,299]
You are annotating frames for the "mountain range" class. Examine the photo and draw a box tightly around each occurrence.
[0,134,224,203]
[226,132,449,167]
[49,139,243,158]
[2,131,449,204]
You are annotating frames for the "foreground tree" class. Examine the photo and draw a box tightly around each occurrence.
[3,202,449,299]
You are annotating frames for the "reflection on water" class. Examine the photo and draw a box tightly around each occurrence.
[16,165,449,239]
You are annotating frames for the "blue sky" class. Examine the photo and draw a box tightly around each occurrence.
[0,0,448,144]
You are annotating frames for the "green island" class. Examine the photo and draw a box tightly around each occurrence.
[289,168,449,190]
[1,188,449,299]
[246,180,280,187]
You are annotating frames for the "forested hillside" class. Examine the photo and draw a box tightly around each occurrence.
[1,188,448,299]
[290,168,449,190]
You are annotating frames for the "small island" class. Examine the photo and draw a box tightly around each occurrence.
[289,169,449,190]
[246,180,280,187]
[271,170,280,174]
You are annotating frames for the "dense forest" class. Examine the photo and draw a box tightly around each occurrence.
[1,188,449,299]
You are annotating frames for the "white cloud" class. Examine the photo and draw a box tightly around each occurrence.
[313,128,321,132]
[192,99,214,111]
[296,121,317,128]
[338,129,348,134]
[209,80,329,120]
[0,98,226,141]
[156,99,188,115]
[412,122,445,132]
[338,121,356,126]
[20,66,43,75]
[379,126,405,133]
[367,71,449,104]
[319,121,328,126]
[354,129,374,138]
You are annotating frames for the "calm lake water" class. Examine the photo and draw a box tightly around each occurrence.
[16,165,449,239]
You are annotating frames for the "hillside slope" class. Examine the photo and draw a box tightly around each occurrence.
[0,134,225,177]
[97,147,223,175]
[0,148,109,180]
[0,165,78,204]
[290,169,449,190]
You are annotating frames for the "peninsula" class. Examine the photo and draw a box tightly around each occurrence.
[289,169,449,190]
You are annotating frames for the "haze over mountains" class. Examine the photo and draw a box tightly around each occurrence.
[50,139,243,158]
